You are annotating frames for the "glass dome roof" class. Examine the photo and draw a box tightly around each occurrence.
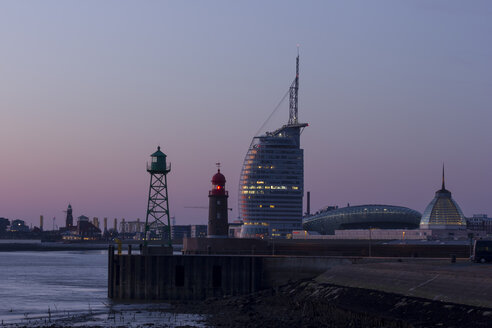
[420,167,466,229]
[303,204,421,235]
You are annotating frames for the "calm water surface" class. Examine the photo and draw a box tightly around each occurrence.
[0,250,205,327]
[0,250,108,322]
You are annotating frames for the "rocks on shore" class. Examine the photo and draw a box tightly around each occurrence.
[174,279,492,328]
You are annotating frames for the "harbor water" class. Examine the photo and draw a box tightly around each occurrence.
[0,250,206,327]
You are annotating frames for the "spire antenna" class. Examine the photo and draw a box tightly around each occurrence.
[288,50,300,125]
[442,164,445,190]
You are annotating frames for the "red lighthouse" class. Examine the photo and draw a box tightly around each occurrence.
[208,164,229,237]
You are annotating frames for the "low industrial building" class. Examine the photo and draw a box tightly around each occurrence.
[61,215,101,241]
[293,228,432,240]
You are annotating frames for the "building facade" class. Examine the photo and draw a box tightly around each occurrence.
[467,214,492,234]
[191,225,207,238]
[239,55,307,238]
[171,225,191,240]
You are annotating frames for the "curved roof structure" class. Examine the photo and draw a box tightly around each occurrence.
[303,204,422,235]
[212,169,226,185]
[420,167,466,230]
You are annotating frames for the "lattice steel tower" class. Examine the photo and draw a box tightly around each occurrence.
[144,146,172,246]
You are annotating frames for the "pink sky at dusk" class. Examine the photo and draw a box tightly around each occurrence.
[1,1,491,227]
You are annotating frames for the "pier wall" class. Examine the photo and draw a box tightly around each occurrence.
[108,250,263,300]
[108,243,471,301]
[183,237,471,258]
[108,246,378,301]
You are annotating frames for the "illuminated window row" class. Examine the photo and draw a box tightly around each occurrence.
[243,222,269,226]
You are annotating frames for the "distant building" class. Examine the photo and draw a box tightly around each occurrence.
[78,215,89,223]
[0,218,9,234]
[467,214,492,234]
[191,225,207,238]
[171,225,191,240]
[62,215,101,240]
[119,219,144,234]
[77,220,101,240]
[420,168,467,230]
[303,204,421,235]
[10,219,29,233]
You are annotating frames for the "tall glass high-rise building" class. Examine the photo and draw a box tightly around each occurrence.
[239,55,308,238]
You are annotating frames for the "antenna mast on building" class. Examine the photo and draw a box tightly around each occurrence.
[144,146,172,246]
[442,163,446,190]
[288,47,300,125]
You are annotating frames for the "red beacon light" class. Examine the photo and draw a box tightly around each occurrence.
[210,165,227,196]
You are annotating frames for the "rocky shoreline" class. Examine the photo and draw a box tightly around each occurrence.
[174,279,492,328]
[4,278,491,327]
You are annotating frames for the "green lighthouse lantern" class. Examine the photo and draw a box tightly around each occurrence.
[148,146,170,173]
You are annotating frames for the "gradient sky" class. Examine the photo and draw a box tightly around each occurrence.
[1,1,491,228]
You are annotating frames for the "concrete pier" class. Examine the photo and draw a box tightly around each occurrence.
[108,246,263,300]
[108,244,482,302]
[107,245,361,300]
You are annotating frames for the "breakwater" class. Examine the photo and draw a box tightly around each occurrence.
[108,245,368,300]
[108,250,263,300]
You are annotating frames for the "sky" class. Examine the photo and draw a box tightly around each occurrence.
[1,1,491,228]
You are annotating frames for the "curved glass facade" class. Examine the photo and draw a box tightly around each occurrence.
[420,189,466,229]
[303,205,422,235]
[239,124,307,238]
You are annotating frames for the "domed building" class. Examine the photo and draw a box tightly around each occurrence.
[303,204,421,235]
[420,167,466,230]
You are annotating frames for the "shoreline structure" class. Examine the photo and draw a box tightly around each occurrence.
[4,258,491,327]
